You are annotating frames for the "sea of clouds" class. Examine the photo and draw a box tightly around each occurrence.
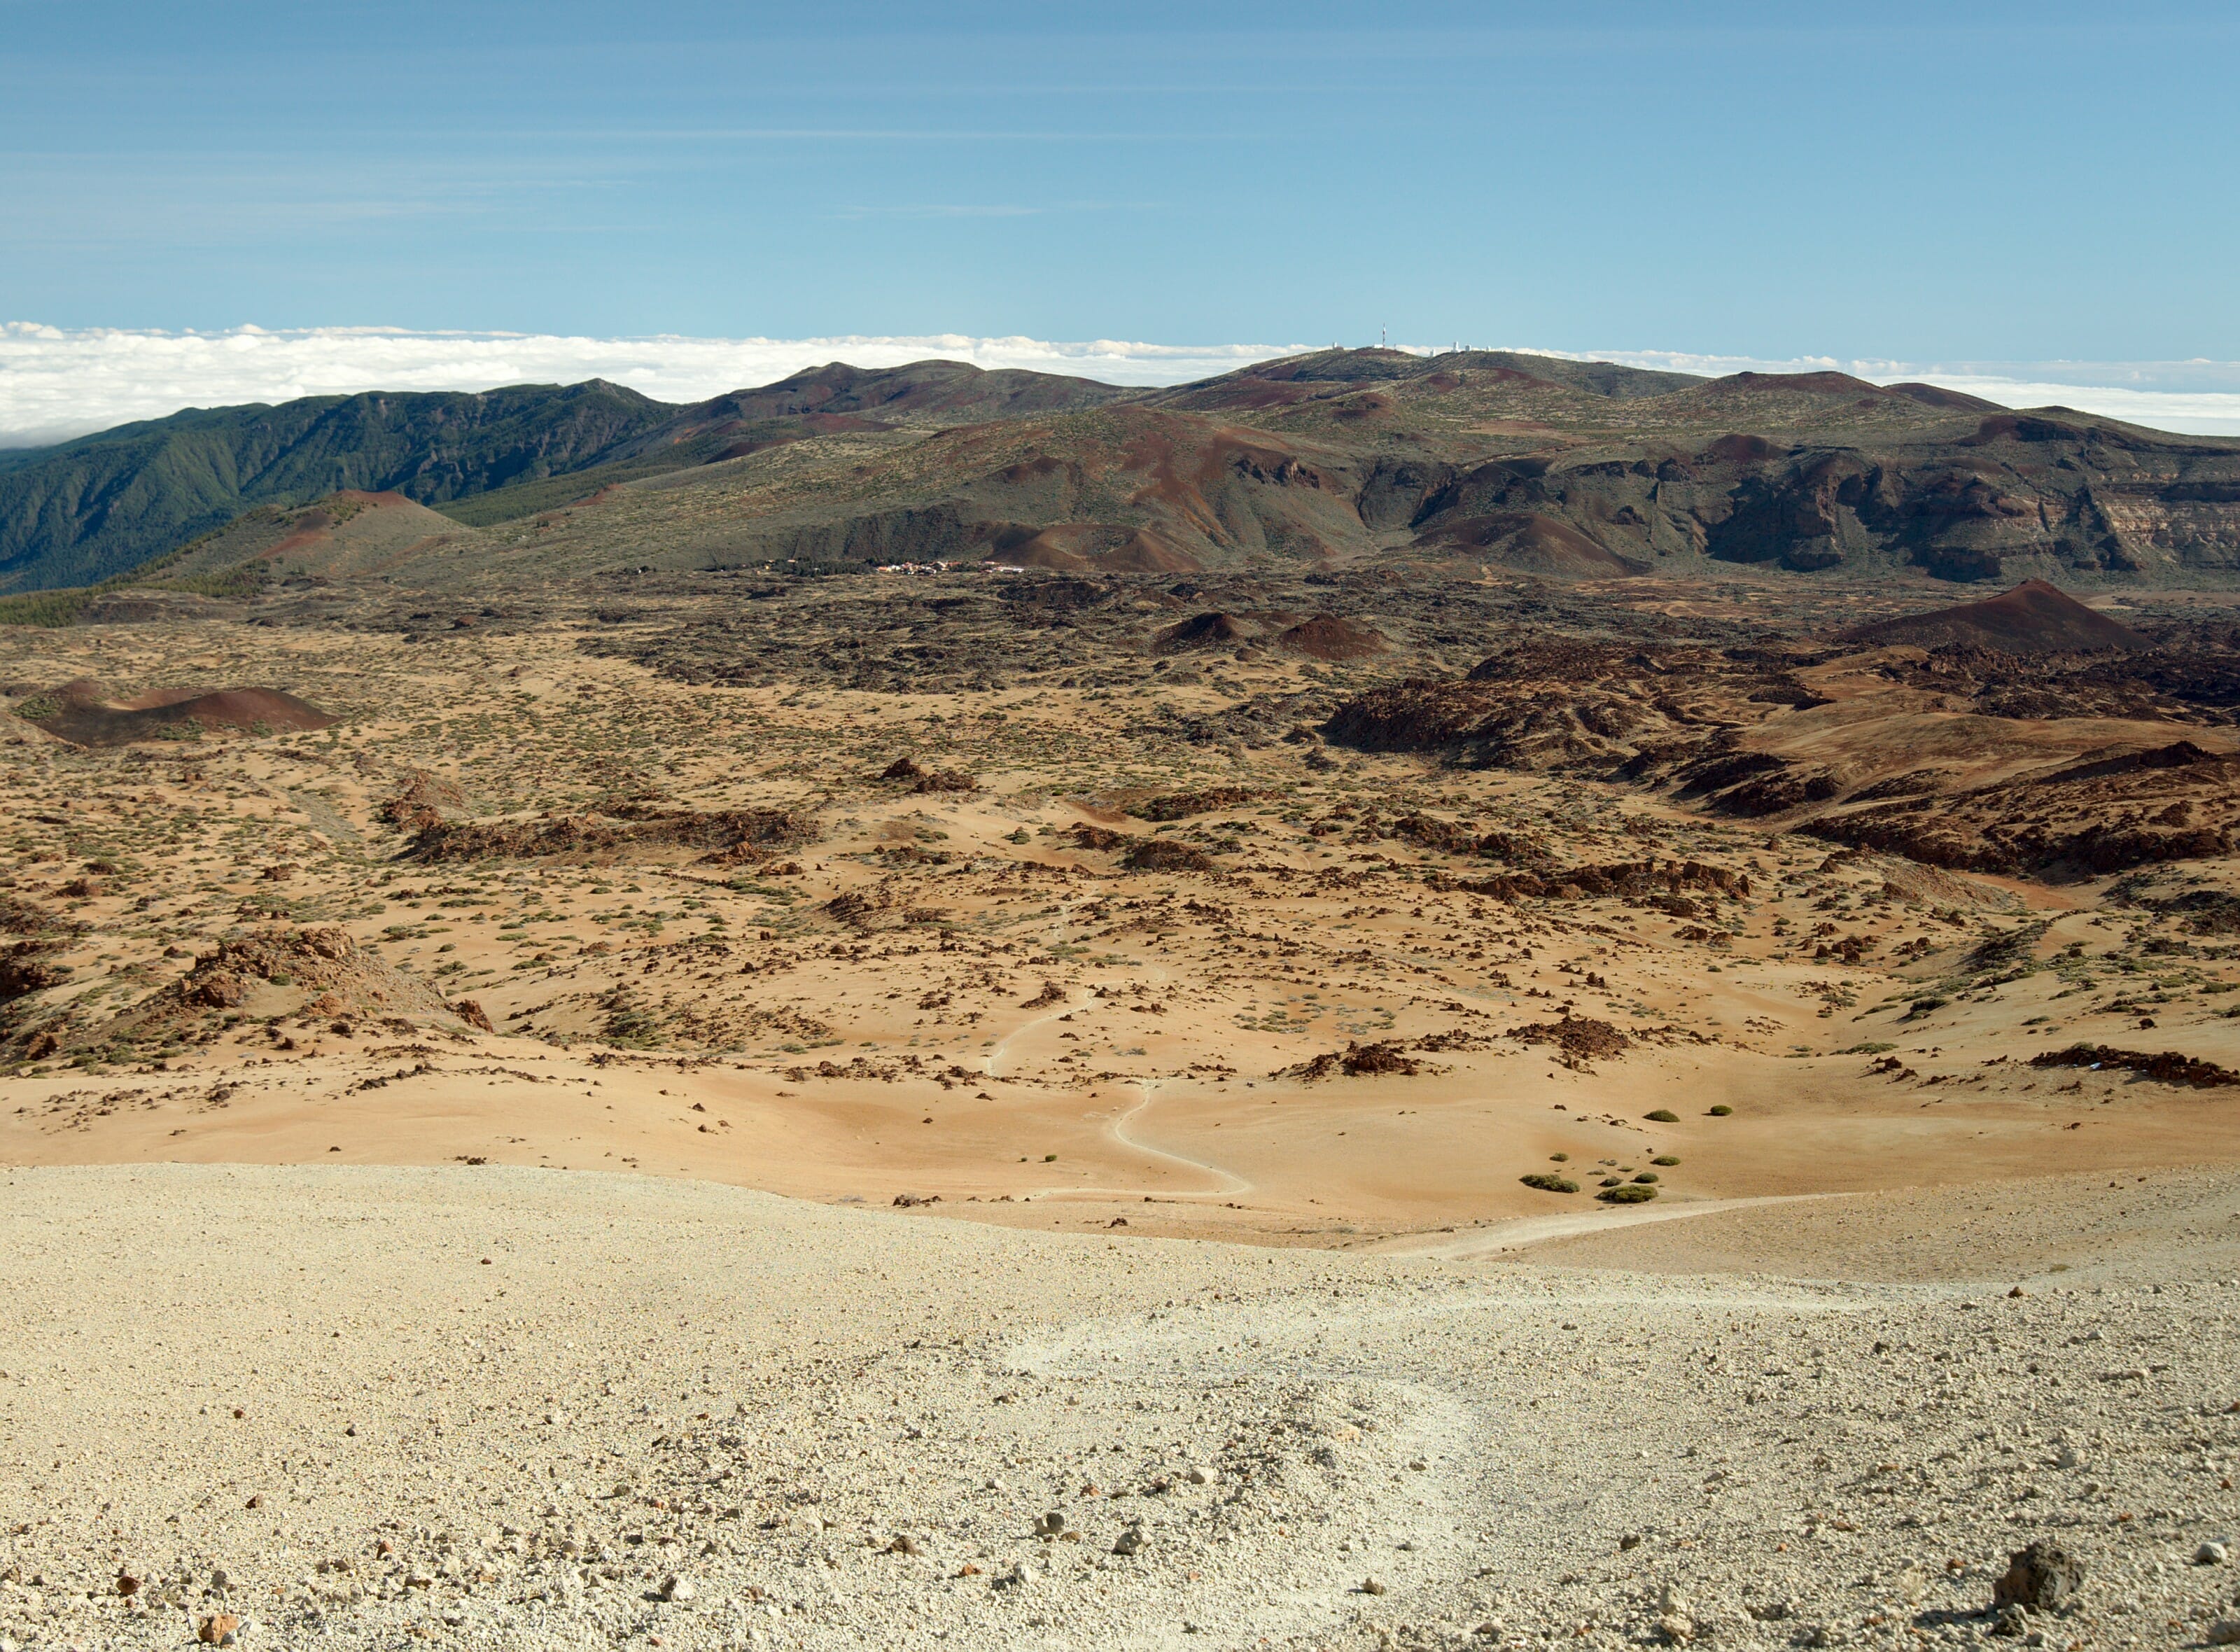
[1568,348,2240,440]
[0,326,1298,449]
[5,322,2239,447]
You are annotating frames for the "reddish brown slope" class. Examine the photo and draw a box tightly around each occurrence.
[24,680,335,746]
[1842,580,2149,654]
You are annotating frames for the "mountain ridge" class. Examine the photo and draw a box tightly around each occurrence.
[0,351,1738,592]
[7,349,2240,598]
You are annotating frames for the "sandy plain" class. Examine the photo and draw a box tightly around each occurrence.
[8,590,2240,1245]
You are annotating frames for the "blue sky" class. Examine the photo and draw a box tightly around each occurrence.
[6,0,2240,444]
[4,0,2236,360]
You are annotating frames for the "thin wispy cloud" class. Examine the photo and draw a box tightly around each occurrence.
[4,323,2240,449]
[492,128,1227,144]
[829,204,1046,221]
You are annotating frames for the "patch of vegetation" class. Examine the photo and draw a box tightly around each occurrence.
[1598,1184,1658,1203]
[0,590,92,629]
[156,562,272,600]
[431,444,733,527]
[601,991,665,1049]
[1651,1154,1680,1166]
[1707,1104,1734,1116]
[1644,1108,1679,1123]
[1520,1172,1578,1194]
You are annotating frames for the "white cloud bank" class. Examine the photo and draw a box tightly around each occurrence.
[5,323,2240,447]
[1550,348,2240,439]
[0,325,1303,448]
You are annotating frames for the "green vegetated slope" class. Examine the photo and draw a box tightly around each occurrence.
[0,490,475,626]
[0,360,1141,594]
[0,380,675,594]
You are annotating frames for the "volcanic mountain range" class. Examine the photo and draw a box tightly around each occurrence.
[6,347,2240,599]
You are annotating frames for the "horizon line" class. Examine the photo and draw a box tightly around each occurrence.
[6,323,2240,446]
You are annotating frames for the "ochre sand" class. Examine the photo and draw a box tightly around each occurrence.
[8,1021,2240,1249]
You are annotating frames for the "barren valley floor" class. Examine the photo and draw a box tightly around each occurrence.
[6,566,2240,1646]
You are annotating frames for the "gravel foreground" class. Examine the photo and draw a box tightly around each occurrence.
[4,1166,2240,1651]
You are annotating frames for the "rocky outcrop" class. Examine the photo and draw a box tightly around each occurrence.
[410,805,813,865]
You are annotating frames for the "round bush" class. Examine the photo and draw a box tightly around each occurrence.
[1520,1172,1578,1194]
[1597,1184,1658,1204]
[1644,1109,1679,1124]
[1633,1172,1658,1184]
[1651,1155,1680,1166]
[1549,1152,1569,1162]
[1708,1104,1734,1116]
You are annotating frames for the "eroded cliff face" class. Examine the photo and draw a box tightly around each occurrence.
[1387,414,2240,584]
[678,414,2240,587]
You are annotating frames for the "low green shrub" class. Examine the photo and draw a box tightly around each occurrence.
[0,592,92,629]
[1644,1108,1679,1123]
[1520,1172,1578,1194]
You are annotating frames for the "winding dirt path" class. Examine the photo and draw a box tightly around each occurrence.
[1377,1192,1844,1260]
[990,953,1252,1203]
[979,996,1084,1080]
[1107,1079,1253,1197]
[1015,1077,1254,1203]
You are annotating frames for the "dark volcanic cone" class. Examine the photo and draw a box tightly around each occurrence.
[1842,579,2148,654]
[1275,614,1390,661]
[1156,612,1247,652]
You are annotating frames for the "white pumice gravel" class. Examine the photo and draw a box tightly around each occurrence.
[2,1163,2239,1651]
